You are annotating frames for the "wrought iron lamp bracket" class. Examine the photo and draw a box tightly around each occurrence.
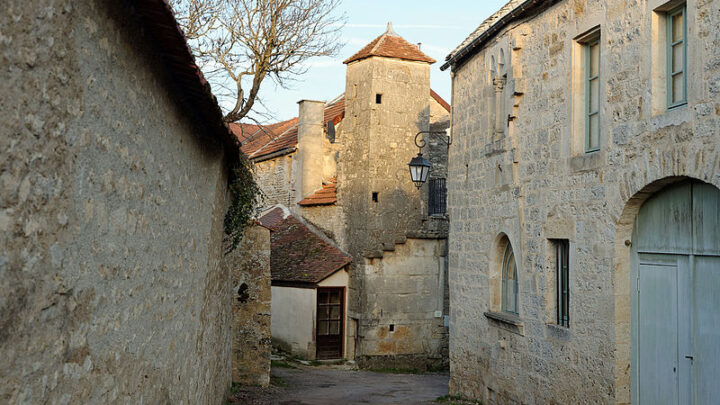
[413,130,452,153]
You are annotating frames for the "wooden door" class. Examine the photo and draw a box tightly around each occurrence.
[633,181,720,404]
[316,288,343,359]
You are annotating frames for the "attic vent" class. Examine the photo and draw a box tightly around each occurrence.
[326,121,336,143]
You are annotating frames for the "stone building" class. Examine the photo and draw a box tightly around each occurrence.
[259,206,352,360]
[234,24,452,368]
[441,0,720,403]
[1,1,263,402]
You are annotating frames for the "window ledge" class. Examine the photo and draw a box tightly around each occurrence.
[545,323,572,341]
[484,311,524,336]
[569,150,604,172]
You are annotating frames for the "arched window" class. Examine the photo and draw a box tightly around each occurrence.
[501,241,518,314]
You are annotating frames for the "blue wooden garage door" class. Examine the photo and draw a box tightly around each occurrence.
[632,181,720,405]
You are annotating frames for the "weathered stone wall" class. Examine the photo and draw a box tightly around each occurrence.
[253,154,298,209]
[225,225,271,387]
[340,56,448,368]
[1,1,234,403]
[357,238,448,370]
[447,0,720,403]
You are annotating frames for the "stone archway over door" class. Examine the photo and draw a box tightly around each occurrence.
[631,181,720,404]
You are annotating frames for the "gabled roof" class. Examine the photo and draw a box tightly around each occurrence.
[344,22,436,65]
[298,177,337,206]
[259,207,351,285]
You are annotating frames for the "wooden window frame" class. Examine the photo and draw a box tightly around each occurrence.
[666,4,687,109]
[584,36,601,153]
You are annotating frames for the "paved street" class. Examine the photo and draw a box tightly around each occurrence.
[231,364,449,405]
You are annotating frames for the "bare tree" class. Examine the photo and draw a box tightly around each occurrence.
[170,0,344,123]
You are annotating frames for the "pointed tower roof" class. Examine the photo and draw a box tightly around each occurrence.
[343,22,436,64]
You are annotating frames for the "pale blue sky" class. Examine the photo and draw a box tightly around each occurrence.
[221,0,508,122]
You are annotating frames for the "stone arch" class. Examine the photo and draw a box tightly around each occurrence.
[489,232,520,313]
[612,174,720,402]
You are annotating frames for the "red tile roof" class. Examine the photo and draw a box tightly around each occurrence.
[343,23,436,65]
[431,89,451,112]
[259,207,351,284]
[298,177,337,206]
[230,91,449,161]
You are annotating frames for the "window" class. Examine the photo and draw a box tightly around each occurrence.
[372,192,378,202]
[585,38,600,152]
[428,178,447,215]
[667,4,687,108]
[554,239,570,327]
[501,241,518,314]
[375,93,382,104]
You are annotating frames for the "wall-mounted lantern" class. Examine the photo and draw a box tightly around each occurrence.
[408,130,451,188]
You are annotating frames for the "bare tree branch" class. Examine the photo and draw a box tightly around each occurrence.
[170,0,345,123]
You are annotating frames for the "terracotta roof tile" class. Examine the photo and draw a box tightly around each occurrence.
[259,207,351,284]
[430,89,451,112]
[343,23,435,65]
[298,177,337,206]
[229,92,445,161]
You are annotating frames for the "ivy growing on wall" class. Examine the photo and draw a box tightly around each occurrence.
[224,152,262,253]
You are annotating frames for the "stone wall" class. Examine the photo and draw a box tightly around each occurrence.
[225,225,271,387]
[447,0,720,403]
[357,238,448,370]
[1,1,234,403]
[339,55,449,369]
[253,154,297,209]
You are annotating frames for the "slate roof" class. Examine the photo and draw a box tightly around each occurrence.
[259,207,351,285]
[298,177,337,206]
[344,22,436,65]
[442,0,559,70]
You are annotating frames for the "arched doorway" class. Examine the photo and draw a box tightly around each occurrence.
[631,180,720,404]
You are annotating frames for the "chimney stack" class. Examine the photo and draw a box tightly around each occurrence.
[296,100,325,202]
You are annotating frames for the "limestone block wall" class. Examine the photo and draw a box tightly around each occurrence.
[357,238,448,370]
[1,1,234,403]
[253,154,297,209]
[447,0,720,403]
[225,225,271,387]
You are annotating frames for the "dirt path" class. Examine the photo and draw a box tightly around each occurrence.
[231,364,449,405]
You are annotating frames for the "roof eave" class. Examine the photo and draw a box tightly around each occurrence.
[441,0,559,72]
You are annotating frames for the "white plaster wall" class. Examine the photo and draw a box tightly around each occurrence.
[270,286,316,358]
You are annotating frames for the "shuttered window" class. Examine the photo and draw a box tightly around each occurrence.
[428,178,447,215]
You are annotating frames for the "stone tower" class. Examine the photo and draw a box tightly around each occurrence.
[339,23,443,366]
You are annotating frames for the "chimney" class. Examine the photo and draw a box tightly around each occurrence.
[296,100,325,202]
